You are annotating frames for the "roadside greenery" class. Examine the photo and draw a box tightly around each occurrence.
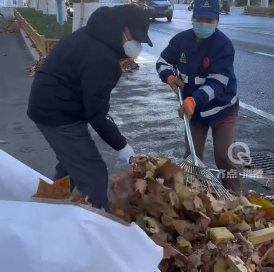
[15,7,72,39]
[235,0,258,6]
[235,0,274,6]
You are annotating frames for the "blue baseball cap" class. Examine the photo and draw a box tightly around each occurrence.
[193,0,220,21]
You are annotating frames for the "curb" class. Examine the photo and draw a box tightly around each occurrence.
[243,6,274,18]
[19,28,40,61]
[243,13,274,17]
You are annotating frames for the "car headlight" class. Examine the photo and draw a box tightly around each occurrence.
[168,6,173,10]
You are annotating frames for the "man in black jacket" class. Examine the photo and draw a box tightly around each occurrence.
[27,5,153,210]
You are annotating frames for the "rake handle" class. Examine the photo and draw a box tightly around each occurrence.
[177,77,199,166]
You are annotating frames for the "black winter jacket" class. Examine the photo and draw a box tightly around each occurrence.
[27,6,130,151]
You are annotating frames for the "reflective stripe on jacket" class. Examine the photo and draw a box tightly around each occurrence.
[156,28,239,124]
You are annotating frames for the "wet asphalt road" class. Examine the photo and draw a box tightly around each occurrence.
[149,5,274,54]
[111,6,274,193]
[0,6,274,195]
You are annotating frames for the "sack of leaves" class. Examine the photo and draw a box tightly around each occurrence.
[110,156,274,272]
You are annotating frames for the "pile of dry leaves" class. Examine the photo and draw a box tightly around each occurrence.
[120,58,139,73]
[0,19,20,34]
[27,57,46,76]
[110,156,274,272]
[27,57,139,76]
[31,156,274,272]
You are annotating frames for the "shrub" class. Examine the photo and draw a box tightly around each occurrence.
[15,7,72,39]
[235,0,260,6]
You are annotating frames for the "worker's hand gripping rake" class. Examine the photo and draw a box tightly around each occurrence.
[176,75,234,200]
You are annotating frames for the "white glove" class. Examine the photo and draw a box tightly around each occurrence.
[118,144,135,164]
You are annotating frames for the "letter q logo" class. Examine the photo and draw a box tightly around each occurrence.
[227,142,252,166]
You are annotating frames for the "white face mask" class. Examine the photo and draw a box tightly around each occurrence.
[123,32,142,59]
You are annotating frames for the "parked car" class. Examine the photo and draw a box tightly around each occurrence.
[131,0,174,22]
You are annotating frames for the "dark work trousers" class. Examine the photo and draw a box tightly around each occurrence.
[36,121,109,210]
[184,116,241,192]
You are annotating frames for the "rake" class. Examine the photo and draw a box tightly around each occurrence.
[177,86,235,201]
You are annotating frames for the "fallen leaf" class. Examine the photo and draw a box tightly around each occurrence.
[207,241,217,250]
[135,215,146,229]
[207,193,226,213]
[146,161,157,173]
[71,192,88,204]
[33,176,71,199]
[248,197,274,220]
[143,216,165,234]
[187,250,204,272]
[144,180,170,206]
[150,233,177,259]
[211,211,242,228]
[183,200,195,211]
[134,178,147,194]
[111,172,133,200]
[199,213,211,231]
[226,195,250,210]
[197,192,216,214]
[193,195,206,212]
[259,268,274,272]
[260,246,274,267]
[144,170,154,181]
[249,196,274,208]
[251,251,260,265]
[155,178,164,185]
[155,159,181,181]
[177,236,192,249]
[238,195,251,205]
[235,232,254,260]
[173,219,188,235]
[173,252,188,268]
[173,220,202,242]
[217,239,243,258]
[234,204,262,224]
[174,172,195,202]
[113,209,125,219]
[200,259,215,272]
[257,241,273,258]
[162,205,179,218]
[161,214,174,227]
[156,156,169,167]
[169,191,180,207]
[229,220,251,232]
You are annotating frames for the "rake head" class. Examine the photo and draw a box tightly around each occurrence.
[180,155,235,201]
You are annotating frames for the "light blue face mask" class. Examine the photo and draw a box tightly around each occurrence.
[193,22,216,39]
